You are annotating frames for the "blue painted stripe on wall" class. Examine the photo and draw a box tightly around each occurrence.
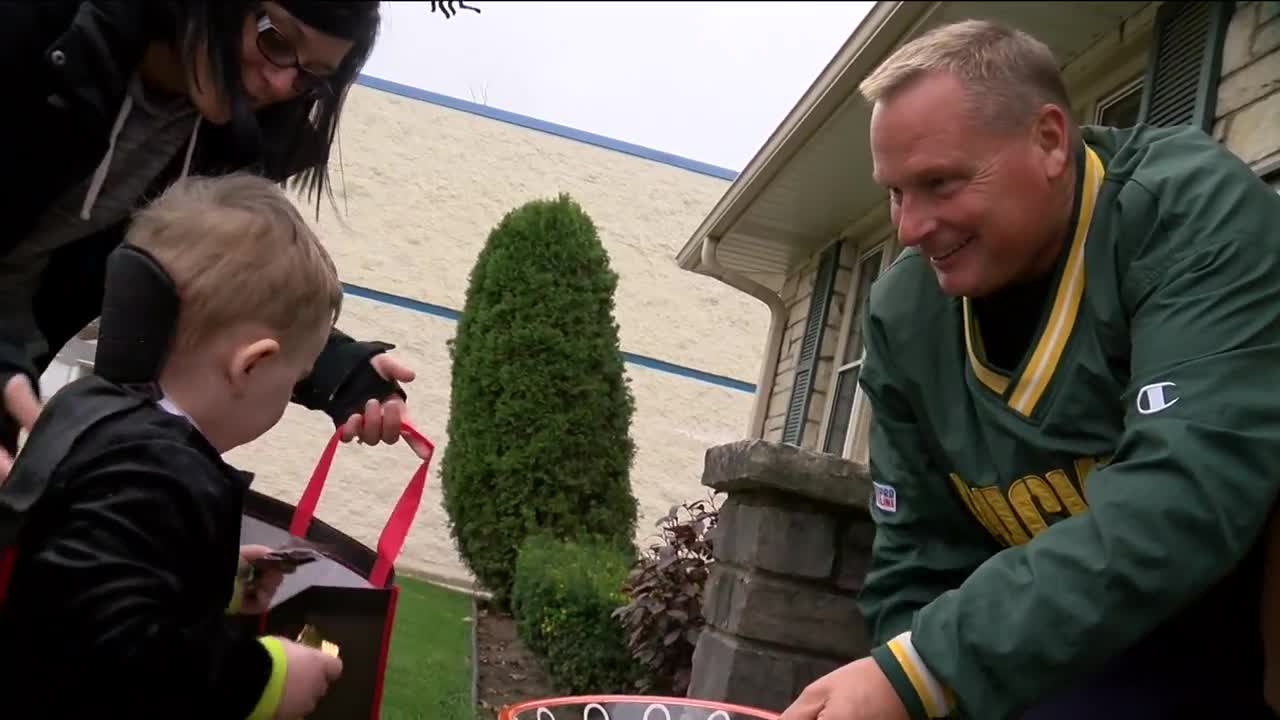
[341,282,757,394]
[344,282,461,322]
[354,74,741,182]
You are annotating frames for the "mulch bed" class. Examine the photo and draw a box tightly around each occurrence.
[473,598,559,719]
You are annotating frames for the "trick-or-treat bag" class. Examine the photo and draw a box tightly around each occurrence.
[239,421,434,720]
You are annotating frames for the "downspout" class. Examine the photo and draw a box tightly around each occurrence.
[701,236,788,440]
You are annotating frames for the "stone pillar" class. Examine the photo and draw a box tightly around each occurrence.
[686,439,874,713]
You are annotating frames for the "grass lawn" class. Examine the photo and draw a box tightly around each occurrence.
[380,575,476,720]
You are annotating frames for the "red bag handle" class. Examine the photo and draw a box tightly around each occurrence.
[288,422,435,588]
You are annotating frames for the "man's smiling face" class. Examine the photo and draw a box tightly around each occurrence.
[870,70,1073,297]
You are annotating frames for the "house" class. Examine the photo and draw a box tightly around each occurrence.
[678,0,1280,711]
[39,76,771,591]
[679,0,1278,470]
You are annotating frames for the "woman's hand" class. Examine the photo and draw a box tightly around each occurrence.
[338,353,416,446]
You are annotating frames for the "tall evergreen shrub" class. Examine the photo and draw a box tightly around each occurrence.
[441,193,638,602]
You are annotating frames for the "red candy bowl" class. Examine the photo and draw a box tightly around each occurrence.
[497,695,780,720]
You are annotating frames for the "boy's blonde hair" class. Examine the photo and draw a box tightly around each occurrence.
[859,19,1076,140]
[125,173,343,354]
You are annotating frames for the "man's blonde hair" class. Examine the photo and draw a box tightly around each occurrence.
[125,172,343,354]
[859,19,1076,138]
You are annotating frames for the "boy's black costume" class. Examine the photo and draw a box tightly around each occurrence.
[0,246,281,717]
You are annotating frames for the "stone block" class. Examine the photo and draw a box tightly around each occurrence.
[715,495,838,578]
[1224,89,1280,165]
[687,629,844,713]
[703,565,868,658]
[702,439,872,510]
[834,516,877,592]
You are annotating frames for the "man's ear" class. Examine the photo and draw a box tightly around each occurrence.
[1031,103,1072,180]
[228,338,281,393]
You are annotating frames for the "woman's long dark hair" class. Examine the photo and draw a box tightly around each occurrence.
[164,0,382,216]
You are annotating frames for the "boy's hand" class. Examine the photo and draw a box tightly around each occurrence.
[274,638,343,719]
[238,544,286,615]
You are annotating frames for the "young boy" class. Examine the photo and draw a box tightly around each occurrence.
[0,173,346,718]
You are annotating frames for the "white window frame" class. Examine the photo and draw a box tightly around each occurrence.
[1093,76,1144,128]
[819,236,895,462]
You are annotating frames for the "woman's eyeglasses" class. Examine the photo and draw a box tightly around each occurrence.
[256,12,334,100]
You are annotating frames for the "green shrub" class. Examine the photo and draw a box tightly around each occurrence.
[440,193,639,603]
[512,534,645,693]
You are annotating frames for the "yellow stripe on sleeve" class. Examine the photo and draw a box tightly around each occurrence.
[887,632,954,718]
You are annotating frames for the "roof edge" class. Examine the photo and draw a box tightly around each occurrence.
[676,1,936,272]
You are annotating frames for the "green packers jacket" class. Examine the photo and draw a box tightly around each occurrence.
[858,123,1280,719]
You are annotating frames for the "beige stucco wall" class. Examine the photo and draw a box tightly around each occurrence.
[221,82,770,589]
[757,1,1280,454]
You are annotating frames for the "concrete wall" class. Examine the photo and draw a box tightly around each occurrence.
[219,79,771,589]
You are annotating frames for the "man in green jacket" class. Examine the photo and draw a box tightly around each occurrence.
[780,18,1280,720]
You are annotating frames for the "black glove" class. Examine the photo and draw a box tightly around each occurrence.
[292,332,407,427]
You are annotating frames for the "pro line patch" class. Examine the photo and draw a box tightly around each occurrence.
[873,482,897,513]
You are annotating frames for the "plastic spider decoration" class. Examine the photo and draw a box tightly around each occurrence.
[430,1,481,18]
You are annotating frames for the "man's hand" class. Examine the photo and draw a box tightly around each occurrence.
[274,638,343,719]
[0,374,42,483]
[237,544,288,615]
[338,353,415,447]
[781,657,910,720]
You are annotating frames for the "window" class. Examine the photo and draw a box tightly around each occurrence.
[1137,1,1231,133]
[822,244,888,458]
[1095,78,1143,128]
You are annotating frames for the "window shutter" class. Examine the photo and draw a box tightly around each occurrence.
[1137,1,1234,133]
[781,241,841,446]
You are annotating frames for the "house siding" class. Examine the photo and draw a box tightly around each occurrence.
[1217,1,1280,170]
[763,238,865,447]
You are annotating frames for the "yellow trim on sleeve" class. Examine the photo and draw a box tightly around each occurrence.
[887,633,954,718]
[247,637,288,720]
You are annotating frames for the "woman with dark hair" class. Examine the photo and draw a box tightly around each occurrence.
[0,0,418,478]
